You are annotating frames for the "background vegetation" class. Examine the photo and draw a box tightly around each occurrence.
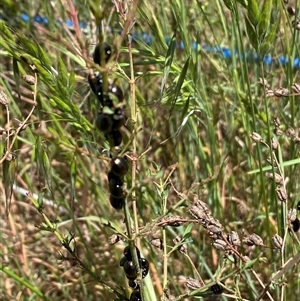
[1,0,300,300]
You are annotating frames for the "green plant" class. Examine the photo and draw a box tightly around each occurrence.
[1,0,300,301]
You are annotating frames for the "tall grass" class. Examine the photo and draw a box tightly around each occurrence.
[1,0,300,300]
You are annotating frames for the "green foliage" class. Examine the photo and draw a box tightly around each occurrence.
[247,0,260,26]
[242,0,280,54]
[0,0,300,301]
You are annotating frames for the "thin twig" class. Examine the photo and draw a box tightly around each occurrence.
[0,72,38,165]
[66,0,81,39]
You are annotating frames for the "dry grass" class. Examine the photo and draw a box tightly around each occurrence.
[1,0,300,301]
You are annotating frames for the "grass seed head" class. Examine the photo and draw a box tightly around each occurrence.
[0,90,9,106]
[288,208,297,222]
[185,277,203,289]
[227,231,241,247]
[212,239,227,251]
[22,75,36,85]
[276,187,287,202]
[243,233,264,247]
[272,234,283,250]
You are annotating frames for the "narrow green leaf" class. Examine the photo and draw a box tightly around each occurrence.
[20,54,54,83]
[179,94,190,124]
[50,96,72,113]
[247,0,260,26]
[245,16,258,50]
[3,157,16,216]
[0,264,51,300]
[36,43,53,70]
[53,44,86,66]
[161,32,177,96]
[259,21,278,55]
[137,4,167,50]
[57,57,69,88]
[12,58,20,98]
[37,192,44,209]
[248,157,300,174]
[42,148,52,192]
[237,0,248,8]
[243,258,259,269]
[70,159,76,205]
[223,0,234,10]
[183,223,193,239]
[258,0,273,38]
[0,21,15,43]
[172,56,190,106]
[69,70,75,96]
[35,137,52,191]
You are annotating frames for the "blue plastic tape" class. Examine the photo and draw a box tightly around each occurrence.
[2,12,300,69]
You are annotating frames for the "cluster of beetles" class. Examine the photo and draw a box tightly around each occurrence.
[88,43,149,301]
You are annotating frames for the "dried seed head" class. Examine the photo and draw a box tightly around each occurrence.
[258,78,270,89]
[288,208,297,222]
[293,137,300,143]
[173,236,187,254]
[274,129,284,136]
[243,233,264,247]
[158,216,186,227]
[204,218,224,234]
[6,152,16,161]
[276,186,287,202]
[185,277,203,290]
[194,199,211,215]
[271,137,279,149]
[208,231,219,240]
[274,88,289,97]
[180,244,188,254]
[292,20,300,30]
[108,234,121,245]
[189,207,207,222]
[151,238,163,250]
[272,234,283,250]
[266,89,275,97]
[0,90,9,106]
[287,127,296,138]
[227,231,241,247]
[291,83,300,93]
[212,239,227,251]
[272,128,284,135]
[266,157,278,167]
[265,172,283,184]
[287,6,296,15]
[189,200,211,221]
[251,132,263,142]
[22,75,36,85]
[273,117,281,127]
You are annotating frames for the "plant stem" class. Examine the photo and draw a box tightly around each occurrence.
[128,32,140,241]
[0,264,52,301]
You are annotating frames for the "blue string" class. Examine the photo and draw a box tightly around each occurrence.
[4,13,300,69]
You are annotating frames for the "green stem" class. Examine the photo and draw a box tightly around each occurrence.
[128,33,139,241]
[161,179,168,289]
[0,264,52,300]
[124,4,144,301]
